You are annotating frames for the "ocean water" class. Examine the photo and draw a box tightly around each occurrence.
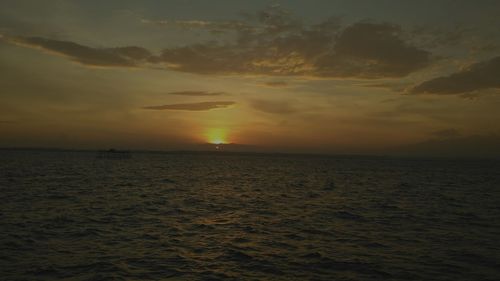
[1,150,499,281]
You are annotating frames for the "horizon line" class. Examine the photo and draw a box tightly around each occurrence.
[1,146,499,161]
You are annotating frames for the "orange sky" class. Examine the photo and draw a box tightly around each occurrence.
[1,1,500,157]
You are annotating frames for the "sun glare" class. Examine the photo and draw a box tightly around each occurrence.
[206,128,228,144]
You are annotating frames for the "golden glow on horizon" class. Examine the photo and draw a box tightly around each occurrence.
[206,128,228,144]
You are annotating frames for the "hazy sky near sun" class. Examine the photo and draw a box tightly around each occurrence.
[1,0,500,155]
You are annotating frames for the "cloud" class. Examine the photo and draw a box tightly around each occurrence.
[141,19,255,34]
[315,23,431,78]
[5,36,152,67]
[261,81,289,87]
[254,4,303,34]
[412,56,500,95]
[167,91,227,96]
[430,129,461,138]
[362,81,411,91]
[251,99,297,114]
[155,19,430,78]
[142,5,300,35]
[143,101,235,111]
[3,7,431,78]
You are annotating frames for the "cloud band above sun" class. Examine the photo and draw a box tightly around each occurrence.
[166,91,228,96]
[1,9,432,80]
[143,101,235,111]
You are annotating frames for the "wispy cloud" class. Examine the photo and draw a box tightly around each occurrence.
[143,101,235,111]
[362,81,411,92]
[260,81,289,88]
[167,91,227,96]
[251,99,297,114]
[141,19,255,34]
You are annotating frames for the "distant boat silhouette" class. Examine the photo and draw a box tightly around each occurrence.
[96,149,132,159]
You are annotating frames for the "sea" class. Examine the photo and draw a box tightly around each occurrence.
[1,150,499,280]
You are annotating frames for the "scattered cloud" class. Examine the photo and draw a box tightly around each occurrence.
[2,6,432,79]
[167,91,227,96]
[156,20,430,78]
[143,101,235,111]
[412,56,500,95]
[430,128,461,138]
[251,99,297,114]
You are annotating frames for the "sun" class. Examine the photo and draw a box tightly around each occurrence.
[206,128,228,144]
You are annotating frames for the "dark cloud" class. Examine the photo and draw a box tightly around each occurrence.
[167,91,227,96]
[156,19,430,78]
[5,36,152,67]
[412,56,500,95]
[316,23,431,78]
[251,99,296,114]
[143,101,235,111]
[430,129,461,138]
[3,6,431,78]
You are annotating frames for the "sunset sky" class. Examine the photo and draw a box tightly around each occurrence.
[1,0,500,156]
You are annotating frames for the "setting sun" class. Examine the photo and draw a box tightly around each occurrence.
[206,128,228,144]
[2,2,500,281]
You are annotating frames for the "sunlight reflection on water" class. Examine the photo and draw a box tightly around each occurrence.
[1,150,499,280]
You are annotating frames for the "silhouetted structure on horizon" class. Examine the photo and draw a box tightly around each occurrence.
[96,149,132,159]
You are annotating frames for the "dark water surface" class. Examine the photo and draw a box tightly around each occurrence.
[1,150,499,280]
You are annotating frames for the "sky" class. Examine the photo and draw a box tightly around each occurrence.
[1,0,500,157]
